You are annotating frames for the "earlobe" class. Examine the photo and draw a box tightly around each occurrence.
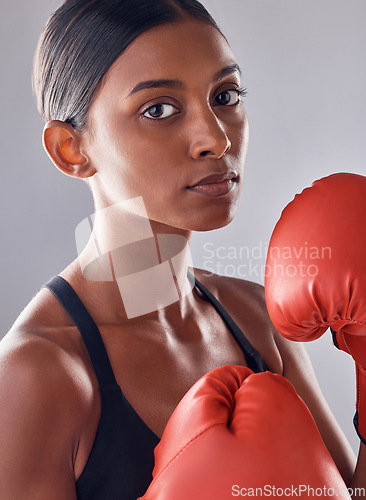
[43,120,96,179]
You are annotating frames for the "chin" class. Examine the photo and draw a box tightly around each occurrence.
[193,218,235,233]
[150,199,239,233]
[187,207,237,232]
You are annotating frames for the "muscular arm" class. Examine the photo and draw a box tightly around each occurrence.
[274,331,357,486]
[0,334,86,499]
[226,276,360,490]
[219,274,362,492]
[274,328,366,499]
[277,331,366,497]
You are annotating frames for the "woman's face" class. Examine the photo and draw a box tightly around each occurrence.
[83,17,249,233]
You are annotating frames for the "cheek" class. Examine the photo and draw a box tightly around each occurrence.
[228,109,249,159]
[223,104,249,144]
[121,123,187,184]
[113,117,181,165]
[241,116,250,157]
[107,133,185,206]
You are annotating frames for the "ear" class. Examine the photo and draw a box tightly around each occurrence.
[43,120,96,179]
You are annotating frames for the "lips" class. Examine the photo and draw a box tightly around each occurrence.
[188,171,238,188]
[187,171,239,198]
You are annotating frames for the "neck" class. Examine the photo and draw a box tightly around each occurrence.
[75,197,195,321]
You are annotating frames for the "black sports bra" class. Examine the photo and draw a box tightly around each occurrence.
[43,272,268,499]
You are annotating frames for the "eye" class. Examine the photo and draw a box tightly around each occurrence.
[142,103,179,120]
[215,88,247,106]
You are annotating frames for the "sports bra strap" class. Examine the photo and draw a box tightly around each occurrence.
[43,276,118,388]
[190,272,268,373]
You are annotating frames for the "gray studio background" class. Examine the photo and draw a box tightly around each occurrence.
[1,0,365,453]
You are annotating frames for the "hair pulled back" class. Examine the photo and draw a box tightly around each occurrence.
[33,0,221,131]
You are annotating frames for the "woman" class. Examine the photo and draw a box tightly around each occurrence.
[0,0,362,498]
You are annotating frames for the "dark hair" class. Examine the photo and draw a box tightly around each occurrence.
[32,0,222,131]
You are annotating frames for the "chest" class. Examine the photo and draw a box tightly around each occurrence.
[73,293,281,479]
[97,304,251,435]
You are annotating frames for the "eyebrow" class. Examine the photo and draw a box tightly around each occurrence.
[128,63,242,96]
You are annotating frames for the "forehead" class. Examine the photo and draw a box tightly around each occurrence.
[98,18,237,97]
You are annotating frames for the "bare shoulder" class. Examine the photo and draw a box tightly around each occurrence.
[193,267,268,319]
[0,286,100,495]
[0,323,94,415]
[192,268,283,373]
[1,290,97,456]
[193,269,314,367]
[1,285,94,394]
[1,282,99,415]
[192,268,329,376]
[0,322,94,451]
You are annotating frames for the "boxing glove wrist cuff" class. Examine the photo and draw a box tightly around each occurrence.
[331,329,366,444]
[354,365,366,445]
[353,412,366,445]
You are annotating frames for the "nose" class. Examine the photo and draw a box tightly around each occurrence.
[189,108,231,160]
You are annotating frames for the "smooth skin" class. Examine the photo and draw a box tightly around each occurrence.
[0,17,363,499]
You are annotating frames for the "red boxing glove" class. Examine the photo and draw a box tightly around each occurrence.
[139,365,348,499]
[265,172,366,444]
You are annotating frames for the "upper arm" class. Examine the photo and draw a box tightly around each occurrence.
[0,335,83,499]
[273,329,357,486]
